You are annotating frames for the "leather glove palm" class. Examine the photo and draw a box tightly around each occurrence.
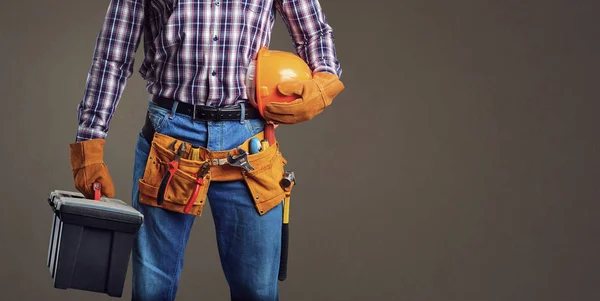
[69,139,115,199]
[263,72,344,124]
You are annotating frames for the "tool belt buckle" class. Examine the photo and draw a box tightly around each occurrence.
[211,158,228,166]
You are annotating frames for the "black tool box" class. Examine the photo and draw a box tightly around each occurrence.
[46,190,144,297]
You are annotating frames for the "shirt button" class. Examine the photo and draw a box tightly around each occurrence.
[212,70,216,76]
[215,1,219,5]
[213,35,218,41]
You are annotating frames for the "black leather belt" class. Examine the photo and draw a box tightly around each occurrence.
[151,95,261,121]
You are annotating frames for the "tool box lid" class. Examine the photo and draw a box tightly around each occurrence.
[49,190,144,225]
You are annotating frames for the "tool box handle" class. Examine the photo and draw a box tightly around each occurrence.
[47,194,58,213]
[93,182,101,201]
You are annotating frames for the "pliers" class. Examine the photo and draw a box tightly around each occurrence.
[157,141,186,205]
[184,161,211,214]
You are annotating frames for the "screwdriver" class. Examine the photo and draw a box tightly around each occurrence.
[189,146,200,161]
[260,140,269,151]
[249,138,262,154]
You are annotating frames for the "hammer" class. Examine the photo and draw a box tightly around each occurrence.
[278,171,295,281]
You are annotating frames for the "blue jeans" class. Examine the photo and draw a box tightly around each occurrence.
[130,100,282,301]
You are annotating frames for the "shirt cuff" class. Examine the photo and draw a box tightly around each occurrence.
[313,65,340,77]
[76,125,107,142]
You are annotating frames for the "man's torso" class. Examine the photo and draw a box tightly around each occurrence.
[139,0,276,106]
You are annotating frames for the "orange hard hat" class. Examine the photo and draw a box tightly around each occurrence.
[246,46,313,119]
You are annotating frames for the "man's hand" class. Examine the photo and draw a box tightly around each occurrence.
[69,139,115,199]
[263,72,344,124]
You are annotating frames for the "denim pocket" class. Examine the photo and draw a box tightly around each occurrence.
[244,118,266,137]
[147,102,171,132]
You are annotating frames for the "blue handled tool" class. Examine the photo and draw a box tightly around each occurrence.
[249,137,262,154]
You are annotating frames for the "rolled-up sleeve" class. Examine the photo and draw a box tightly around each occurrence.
[275,0,342,78]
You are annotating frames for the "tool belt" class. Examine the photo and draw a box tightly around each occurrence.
[137,130,293,216]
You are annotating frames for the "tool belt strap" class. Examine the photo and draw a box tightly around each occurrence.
[151,131,266,182]
[138,130,288,216]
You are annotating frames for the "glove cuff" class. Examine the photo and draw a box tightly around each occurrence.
[69,138,106,170]
[313,72,345,105]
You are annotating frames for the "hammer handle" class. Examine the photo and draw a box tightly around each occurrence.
[278,196,290,281]
[278,223,289,281]
[265,124,275,145]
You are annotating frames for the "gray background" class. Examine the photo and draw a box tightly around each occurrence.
[0,0,599,300]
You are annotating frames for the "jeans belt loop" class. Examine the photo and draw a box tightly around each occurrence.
[239,103,246,124]
[169,100,178,119]
[215,107,221,122]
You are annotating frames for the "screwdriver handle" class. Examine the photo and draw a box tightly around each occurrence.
[249,138,262,154]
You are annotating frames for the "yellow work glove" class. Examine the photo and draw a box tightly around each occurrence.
[263,72,344,124]
[69,138,115,199]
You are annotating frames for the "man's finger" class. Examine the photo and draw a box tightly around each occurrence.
[263,110,297,124]
[100,180,115,198]
[264,98,304,115]
[96,167,115,197]
[277,81,304,96]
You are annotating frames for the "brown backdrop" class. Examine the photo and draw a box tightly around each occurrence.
[0,0,598,300]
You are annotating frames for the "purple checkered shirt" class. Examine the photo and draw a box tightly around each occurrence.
[76,0,342,141]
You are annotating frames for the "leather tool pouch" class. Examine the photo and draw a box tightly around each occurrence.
[137,132,290,216]
[138,133,212,216]
[241,140,288,215]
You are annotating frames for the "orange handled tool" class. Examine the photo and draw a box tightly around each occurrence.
[93,182,101,201]
[265,123,276,145]
[157,142,187,205]
[184,162,211,214]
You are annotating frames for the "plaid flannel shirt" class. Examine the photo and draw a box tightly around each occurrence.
[76,0,342,141]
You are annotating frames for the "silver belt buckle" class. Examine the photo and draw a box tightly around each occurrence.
[192,104,197,120]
